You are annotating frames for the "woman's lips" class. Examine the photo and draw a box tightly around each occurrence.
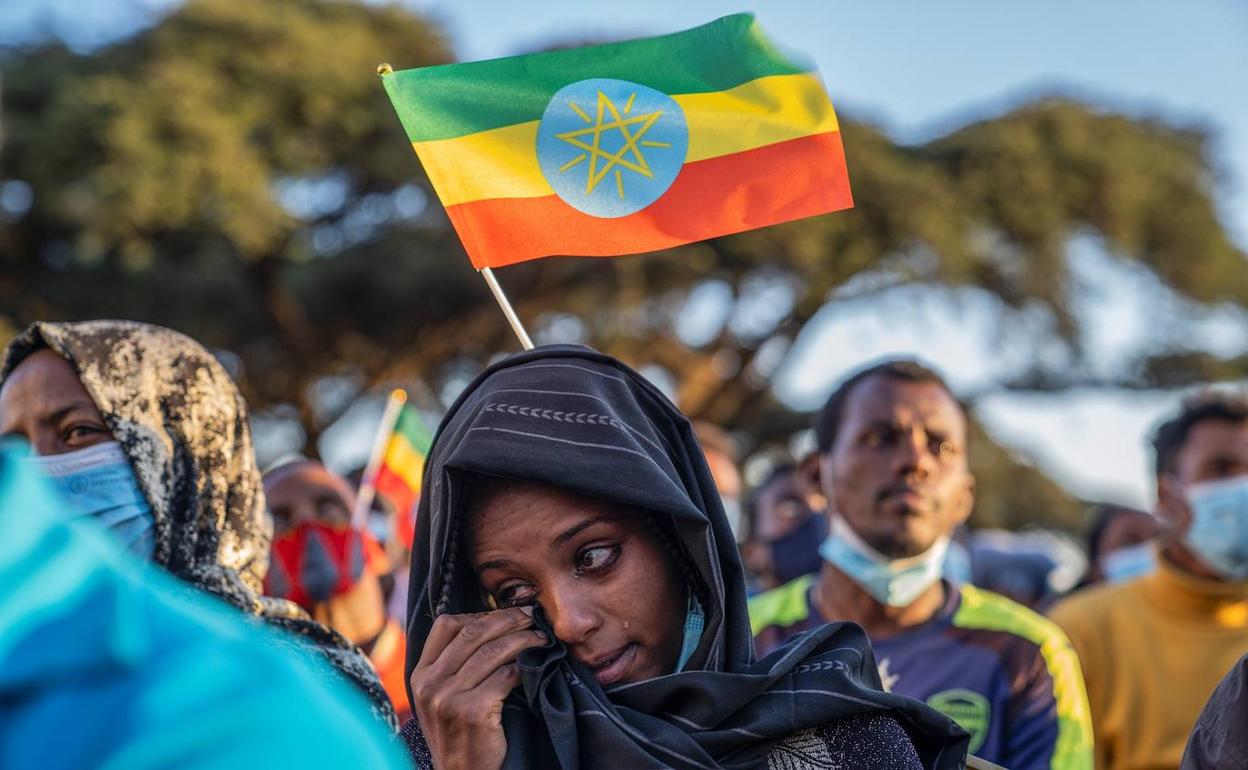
[585,643,638,686]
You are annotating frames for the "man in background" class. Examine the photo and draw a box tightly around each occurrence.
[1050,391,1248,770]
[750,359,1092,769]
[741,461,827,593]
[1077,503,1161,589]
[264,460,411,722]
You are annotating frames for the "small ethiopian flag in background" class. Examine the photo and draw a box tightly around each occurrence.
[372,400,432,547]
[380,13,852,269]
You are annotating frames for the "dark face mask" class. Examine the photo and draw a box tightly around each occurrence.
[769,513,828,585]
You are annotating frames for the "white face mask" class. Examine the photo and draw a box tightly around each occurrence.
[1183,475,1248,580]
[1098,542,1157,584]
[818,515,949,607]
[25,441,155,558]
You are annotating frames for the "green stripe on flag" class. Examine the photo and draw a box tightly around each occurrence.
[381,13,809,143]
[394,405,432,453]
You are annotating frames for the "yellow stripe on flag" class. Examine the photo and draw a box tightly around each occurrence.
[412,72,839,207]
[382,433,426,492]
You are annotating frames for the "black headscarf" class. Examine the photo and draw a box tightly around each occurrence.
[1,320,396,727]
[405,345,968,769]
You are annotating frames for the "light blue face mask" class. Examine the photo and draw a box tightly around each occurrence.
[676,593,705,671]
[26,441,155,558]
[1099,542,1157,584]
[1184,475,1248,581]
[819,515,949,607]
[942,539,973,586]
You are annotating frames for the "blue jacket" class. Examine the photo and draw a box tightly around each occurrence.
[0,445,407,769]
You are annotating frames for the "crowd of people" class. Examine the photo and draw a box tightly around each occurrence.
[1,317,1245,770]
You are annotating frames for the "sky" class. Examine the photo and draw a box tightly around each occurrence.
[4,0,1247,509]
[413,0,1248,509]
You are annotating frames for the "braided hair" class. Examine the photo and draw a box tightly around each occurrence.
[647,513,711,609]
[433,512,463,617]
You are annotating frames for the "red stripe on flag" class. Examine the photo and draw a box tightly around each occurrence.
[445,130,852,269]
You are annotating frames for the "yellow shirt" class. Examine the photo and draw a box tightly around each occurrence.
[1049,557,1248,770]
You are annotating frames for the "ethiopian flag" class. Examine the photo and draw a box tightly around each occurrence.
[380,13,852,269]
[373,402,432,547]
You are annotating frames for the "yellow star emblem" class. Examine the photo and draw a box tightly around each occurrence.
[555,90,672,198]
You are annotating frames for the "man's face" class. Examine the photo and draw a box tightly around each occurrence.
[742,469,818,585]
[752,471,815,544]
[1157,418,1248,538]
[819,376,974,559]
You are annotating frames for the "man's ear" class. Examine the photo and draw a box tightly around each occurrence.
[1156,473,1191,536]
[799,451,827,511]
[954,473,976,527]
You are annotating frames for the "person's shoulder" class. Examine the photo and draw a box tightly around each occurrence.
[748,574,817,636]
[1182,654,1248,770]
[954,584,1093,741]
[952,583,1073,650]
[1047,580,1134,633]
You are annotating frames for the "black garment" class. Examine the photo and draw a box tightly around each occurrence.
[402,712,926,770]
[403,345,968,769]
[1,320,395,727]
[1182,654,1248,770]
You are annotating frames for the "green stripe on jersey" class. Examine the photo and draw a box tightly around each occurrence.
[953,584,1094,770]
[748,574,816,637]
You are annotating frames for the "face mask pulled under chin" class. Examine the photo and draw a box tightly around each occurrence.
[818,514,949,607]
[1183,475,1248,581]
[25,440,155,558]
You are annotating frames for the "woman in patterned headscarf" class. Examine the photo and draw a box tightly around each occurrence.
[0,319,394,726]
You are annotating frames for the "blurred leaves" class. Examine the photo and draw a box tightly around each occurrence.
[2,0,1245,531]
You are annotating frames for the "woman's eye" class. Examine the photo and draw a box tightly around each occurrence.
[497,583,537,608]
[575,545,620,573]
[63,424,104,443]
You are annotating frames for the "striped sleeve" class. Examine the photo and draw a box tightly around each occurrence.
[953,585,1094,770]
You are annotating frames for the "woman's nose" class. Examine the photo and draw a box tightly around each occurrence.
[542,578,603,645]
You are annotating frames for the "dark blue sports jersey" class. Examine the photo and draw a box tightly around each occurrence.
[750,577,1092,770]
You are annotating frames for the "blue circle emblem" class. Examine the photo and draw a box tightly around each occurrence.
[536,78,688,218]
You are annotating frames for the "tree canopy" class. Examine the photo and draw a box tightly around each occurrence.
[2,0,1244,532]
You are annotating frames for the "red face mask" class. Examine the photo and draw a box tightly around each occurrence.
[266,522,370,610]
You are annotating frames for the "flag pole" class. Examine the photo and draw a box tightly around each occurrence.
[352,389,408,529]
[480,267,535,350]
